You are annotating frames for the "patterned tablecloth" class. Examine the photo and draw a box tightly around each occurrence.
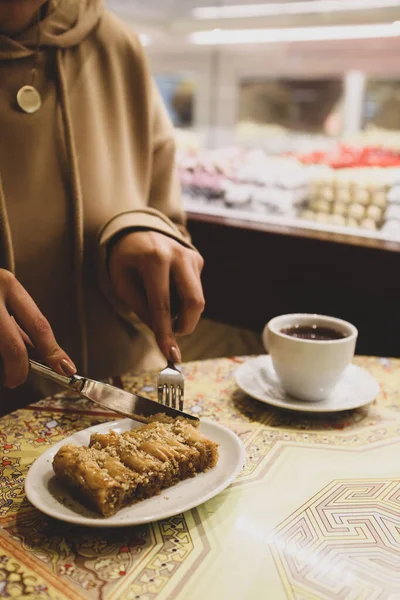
[0,355,399,600]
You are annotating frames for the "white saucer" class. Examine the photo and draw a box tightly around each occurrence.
[235,355,380,413]
[25,419,245,528]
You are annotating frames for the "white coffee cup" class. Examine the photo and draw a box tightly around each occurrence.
[262,313,358,402]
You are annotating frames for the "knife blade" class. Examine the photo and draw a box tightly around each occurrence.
[29,360,199,425]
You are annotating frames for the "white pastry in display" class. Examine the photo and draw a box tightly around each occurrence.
[300,209,315,221]
[372,190,388,208]
[385,204,400,221]
[382,219,400,236]
[366,205,382,222]
[254,190,293,215]
[333,202,348,216]
[293,188,309,206]
[336,188,351,204]
[347,217,360,228]
[315,212,329,223]
[252,187,271,205]
[322,187,334,201]
[316,198,331,213]
[310,184,321,200]
[388,185,400,204]
[353,188,370,206]
[331,214,346,226]
[361,218,377,230]
[223,183,253,205]
[348,203,365,220]
[326,214,344,225]
[309,166,334,188]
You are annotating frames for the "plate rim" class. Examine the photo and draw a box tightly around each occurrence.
[25,418,246,528]
[235,355,380,413]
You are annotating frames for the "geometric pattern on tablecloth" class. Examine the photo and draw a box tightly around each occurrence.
[2,356,400,515]
[26,356,400,441]
[271,479,400,600]
[0,551,63,599]
[0,507,208,600]
[122,357,400,435]
[233,424,400,484]
[0,356,400,600]
[0,408,113,519]
[121,357,400,435]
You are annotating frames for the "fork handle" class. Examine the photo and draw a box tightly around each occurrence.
[167,359,182,372]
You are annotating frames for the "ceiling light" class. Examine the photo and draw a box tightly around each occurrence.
[193,0,400,20]
[189,23,400,44]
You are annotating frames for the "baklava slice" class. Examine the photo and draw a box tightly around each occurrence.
[53,421,218,517]
[52,444,136,517]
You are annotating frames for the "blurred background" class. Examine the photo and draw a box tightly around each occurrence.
[106,0,400,240]
[106,1,400,358]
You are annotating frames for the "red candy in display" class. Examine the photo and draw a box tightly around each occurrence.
[294,145,400,169]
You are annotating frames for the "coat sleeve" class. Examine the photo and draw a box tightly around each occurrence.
[98,54,194,251]
[96,34,197,322]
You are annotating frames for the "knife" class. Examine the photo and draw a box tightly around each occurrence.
[29,360,199,425]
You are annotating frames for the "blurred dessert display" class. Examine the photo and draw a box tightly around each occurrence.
[346,126,400,153]
[235,121,337,155]
[178,140,400,240]
[174,128,203,152]
[178,148,309,219]
[299,165,399,233]
[384,179,400,237]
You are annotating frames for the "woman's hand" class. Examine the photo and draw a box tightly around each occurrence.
[0,269,76,388]
[108,231,205,362]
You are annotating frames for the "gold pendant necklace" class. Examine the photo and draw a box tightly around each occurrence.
[16,9,42,114]
[16,85,41,114]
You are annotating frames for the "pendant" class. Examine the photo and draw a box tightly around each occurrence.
[16,85,41,114]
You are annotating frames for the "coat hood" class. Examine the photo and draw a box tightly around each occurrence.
[0,0,103,59]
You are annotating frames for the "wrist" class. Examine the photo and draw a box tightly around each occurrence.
[106,227,151,270]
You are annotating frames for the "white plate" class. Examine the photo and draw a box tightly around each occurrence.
[235,355,380,413]
[25,419,245,527]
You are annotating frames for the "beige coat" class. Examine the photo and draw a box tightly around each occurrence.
[0,0,192,403]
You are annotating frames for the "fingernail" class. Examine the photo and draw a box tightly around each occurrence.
[169,346,181,364]
[60,359,77,376]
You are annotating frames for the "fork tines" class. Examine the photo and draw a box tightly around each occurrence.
[157,361,184,412]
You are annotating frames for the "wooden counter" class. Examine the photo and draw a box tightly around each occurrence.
[187,212,400,358]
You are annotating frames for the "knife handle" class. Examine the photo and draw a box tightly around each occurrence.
[29,359,85,392]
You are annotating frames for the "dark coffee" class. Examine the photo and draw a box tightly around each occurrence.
[281,325,348,341]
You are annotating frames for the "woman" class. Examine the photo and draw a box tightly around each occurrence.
[0,0,205,411]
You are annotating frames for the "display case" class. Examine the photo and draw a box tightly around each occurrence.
[111,0,399,244]
[107,0,400,356]
[172,69,400,243]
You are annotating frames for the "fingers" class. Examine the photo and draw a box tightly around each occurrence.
[0,306,29,388]
[109,264,152,328]
[110,250,180,362]
[171,254,205,336]
[142,255,180,362]
[107,233,205,363]
[11,316,35,350]
[2,274,76,378]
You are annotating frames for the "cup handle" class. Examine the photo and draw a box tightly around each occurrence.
[262,324,270,353]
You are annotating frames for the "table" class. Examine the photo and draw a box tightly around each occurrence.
[1,356,400,600]
[187,212,400,358]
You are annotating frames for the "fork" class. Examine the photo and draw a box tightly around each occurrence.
[157,360,184,411]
